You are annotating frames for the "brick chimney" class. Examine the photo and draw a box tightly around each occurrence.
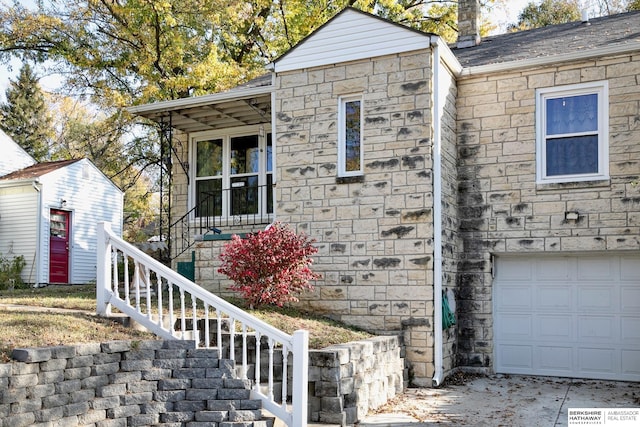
[457,0,481,48]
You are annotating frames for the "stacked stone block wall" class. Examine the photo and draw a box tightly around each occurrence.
[307,335,404,426]
[274,51,435,335]
[0,340,267,427]
[456,54,640,370]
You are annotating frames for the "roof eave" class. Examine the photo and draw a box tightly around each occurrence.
[127,84,274,116]
[459,42,640,78]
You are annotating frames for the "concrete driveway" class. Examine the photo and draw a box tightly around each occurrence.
[355,374,639,427]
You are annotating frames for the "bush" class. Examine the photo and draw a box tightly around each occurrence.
[0,253,27,290]
[218,222,320,308]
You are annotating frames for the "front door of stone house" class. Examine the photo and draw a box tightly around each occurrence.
[49,209,70,284]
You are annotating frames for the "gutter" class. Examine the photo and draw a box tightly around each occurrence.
[430,36,444,387]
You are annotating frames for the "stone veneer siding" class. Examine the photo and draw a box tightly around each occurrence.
[455,54,640,370]
[274,50,435,335]
[0,340,265,427]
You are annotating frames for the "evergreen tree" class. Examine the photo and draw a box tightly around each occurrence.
[0,63,52,161]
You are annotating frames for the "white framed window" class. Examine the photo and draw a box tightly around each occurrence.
[338,94,363,177]
[191,126,273,219]
[536,81,609,184]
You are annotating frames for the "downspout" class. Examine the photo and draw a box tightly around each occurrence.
[32,179,42,287]
[430,36,444,387]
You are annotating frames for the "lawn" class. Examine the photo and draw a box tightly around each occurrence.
[0,284,372,362]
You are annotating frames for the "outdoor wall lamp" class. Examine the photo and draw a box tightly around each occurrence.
[565,211,579,221]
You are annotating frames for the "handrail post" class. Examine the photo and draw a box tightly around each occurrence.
[291,330,309,427]
[96,221,112,316]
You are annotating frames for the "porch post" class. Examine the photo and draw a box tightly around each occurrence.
[96,221,112,316]
[291,329,309,426]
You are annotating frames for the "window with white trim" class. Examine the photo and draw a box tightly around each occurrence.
[193,127,273,219]
[536,81,609,184]
[338,95,363,177]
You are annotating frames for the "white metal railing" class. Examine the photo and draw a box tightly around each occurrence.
[96,222,308,426]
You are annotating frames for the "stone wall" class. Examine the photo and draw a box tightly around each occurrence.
[455,53,640,370]
[308,335,404,426]
[274,51,435,335]
[0,340,264,427]
[1,335,405,427]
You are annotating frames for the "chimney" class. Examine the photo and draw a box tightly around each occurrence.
[457,0,481,48]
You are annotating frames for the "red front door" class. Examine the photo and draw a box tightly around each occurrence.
[49,209,70,284]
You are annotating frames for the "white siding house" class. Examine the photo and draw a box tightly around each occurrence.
[0,158,123,286]
[0,129,36,175]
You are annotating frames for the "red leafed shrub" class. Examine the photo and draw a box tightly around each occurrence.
[218,222,320,308]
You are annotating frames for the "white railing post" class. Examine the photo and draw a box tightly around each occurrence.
[96,222,112,316]
[94,226,310,425]
[291,329,309,427]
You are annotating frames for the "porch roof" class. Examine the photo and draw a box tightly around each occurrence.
[127,74,273,134]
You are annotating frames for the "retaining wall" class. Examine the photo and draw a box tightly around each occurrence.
[308,335,405,425]
[0,340,265,427]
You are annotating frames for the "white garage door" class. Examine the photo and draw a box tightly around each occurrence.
[494,254,640,381]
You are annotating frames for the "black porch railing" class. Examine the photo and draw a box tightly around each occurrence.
[170,184,273,259]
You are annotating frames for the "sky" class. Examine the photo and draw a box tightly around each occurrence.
[0,0,537,102]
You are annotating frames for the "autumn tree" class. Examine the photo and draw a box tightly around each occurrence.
[508,0,581,31]
[0,0,497,244]
[0,63,52,161]
[48,95,158,241]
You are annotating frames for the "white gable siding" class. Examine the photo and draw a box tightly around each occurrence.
[0,130,36,176]
[39,159,123,284]
[0,184,39,284]
[274,10,431,72]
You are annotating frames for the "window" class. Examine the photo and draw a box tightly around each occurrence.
[338,95,363,177]
[536,82,609,184]
[193,128,272,219]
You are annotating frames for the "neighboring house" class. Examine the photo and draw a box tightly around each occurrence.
[0,152,123,286]
[0,129,36,175]
[127,2,640,385]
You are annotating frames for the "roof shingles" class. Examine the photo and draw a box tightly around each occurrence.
[453,10,640,67]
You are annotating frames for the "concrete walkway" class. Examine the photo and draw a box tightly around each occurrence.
[351,374,639,427]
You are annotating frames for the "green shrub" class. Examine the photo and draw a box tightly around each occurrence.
[0,253,27,290]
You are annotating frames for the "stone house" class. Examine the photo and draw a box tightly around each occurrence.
[128,2,640,386]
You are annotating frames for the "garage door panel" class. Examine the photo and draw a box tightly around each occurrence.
[537,315,572,341]
[578,347,617,375]
[577,257,613,280]
[497,344,533,369]
[621,350,640,378]
[495,254,640,381]
[537,286,572,311]
[577,316,617,342]
[578,287,616,311]
[534,258,571,280]
[497,314,532,339]
[620,257,640,279]
[499,258,533,280]
[538,346,573,371]
[621,317,640,342]
[621,287,640,311]
[497,286,532,310]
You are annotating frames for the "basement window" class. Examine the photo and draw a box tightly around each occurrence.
[536,81,609,184]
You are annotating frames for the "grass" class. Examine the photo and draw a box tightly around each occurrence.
[0,285,372,362]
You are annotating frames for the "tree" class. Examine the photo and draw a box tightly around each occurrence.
[0,63,52,161]
[508,0,581,31]
[48,95,158,241]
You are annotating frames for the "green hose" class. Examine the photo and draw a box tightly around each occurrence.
[442,290,456,330]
